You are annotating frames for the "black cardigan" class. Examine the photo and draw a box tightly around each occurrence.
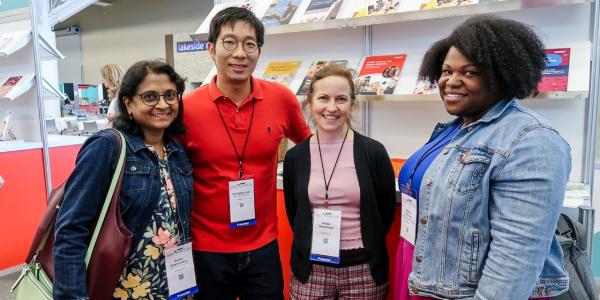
[282,131,397,284]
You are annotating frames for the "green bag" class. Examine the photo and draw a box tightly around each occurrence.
[10,129,127,299]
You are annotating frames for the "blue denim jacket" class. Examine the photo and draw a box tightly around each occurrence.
[53,129,193,299]
[408,99,571,299]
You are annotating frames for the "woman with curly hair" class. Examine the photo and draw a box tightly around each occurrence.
[394,16,571,299]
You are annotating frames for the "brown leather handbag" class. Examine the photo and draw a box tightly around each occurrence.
[15,129,132,299]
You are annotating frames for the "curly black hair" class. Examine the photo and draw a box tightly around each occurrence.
[419,15,547,99]
[114,60,186,137]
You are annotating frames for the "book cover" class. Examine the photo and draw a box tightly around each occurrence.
[357,54,407,95]
[293,0,345,23]
[297,60,349,95]
[262,61,302,87]
[539,48,571,92]
[352,0,401,18]
[0,76,23,98]
[413,79,439,95]
[420,0,478,10]
[261,0,303,26]
[195,1,258,34]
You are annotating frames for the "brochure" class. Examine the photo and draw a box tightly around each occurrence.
[413,79,439,95]
[261,0,303,26]
[539,48,571,92]
[0,111,13,141]
[195,1,260,34]
[357,54,407,95]
[420,0,478,10]
[261,60,302,87]
[0,30,31,57]
[297,60,349,95]
[293,0,345,23]
[0,74,35,101]
[351,0,402,18]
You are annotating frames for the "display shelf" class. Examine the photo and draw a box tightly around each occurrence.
[42,77,68,100]
[39,34,64,60]
[190,0,591,40]
[0,7,30,25]
[0,140,42,153]
[293,91,589,103]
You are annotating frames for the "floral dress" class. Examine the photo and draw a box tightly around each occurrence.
[113,147,182,300]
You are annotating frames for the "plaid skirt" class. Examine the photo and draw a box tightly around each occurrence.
[290,263,388,300]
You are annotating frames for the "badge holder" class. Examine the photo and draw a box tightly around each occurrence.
[229,175,257,228]
[309,208,342,265]
[400,184,418,246]
[164,238,198,299]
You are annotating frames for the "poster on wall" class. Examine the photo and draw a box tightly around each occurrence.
[292,0,346,23]
[261,60,302,87]
[297,60,349,95]
[357,54,406,95]
[261,0,303,26]
[538,48,570,92]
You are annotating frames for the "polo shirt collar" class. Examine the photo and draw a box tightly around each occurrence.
[208,75,264,106]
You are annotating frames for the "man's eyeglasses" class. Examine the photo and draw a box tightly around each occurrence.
[136,90,180,106]
[221,37,259,53]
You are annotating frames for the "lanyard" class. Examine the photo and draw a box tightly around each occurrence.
[406,124,461,193]
[316,127,349,208]
[215,99,256,179]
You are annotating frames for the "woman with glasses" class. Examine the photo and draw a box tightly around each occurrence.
[53,60,195,300]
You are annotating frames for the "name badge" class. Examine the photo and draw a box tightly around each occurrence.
[165,242,198,299]
[310,208,342,264]
[228,178,256,228]
[400,193,418,246]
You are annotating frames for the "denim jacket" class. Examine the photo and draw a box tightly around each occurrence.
[408,99,571,299]
[53,129,193,299]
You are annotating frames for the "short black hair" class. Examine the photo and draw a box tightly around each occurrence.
[113,60,186,137]
[208,6,265,48]
[419,15,547,99]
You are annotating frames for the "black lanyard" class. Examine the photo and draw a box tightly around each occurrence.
[215,99,256,179]
[406,124,461,192]
[316,128,349,208]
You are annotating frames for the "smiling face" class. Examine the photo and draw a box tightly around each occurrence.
[309,75,354,139]
[208,21,260,85]
[124,73,179,138]
[438,46,499,124]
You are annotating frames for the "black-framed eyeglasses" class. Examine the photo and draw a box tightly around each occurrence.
[136,90,180,106]
[221,37,259,53]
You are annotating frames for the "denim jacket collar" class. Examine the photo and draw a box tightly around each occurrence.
[123,131,185,155]
[429,98,516,141]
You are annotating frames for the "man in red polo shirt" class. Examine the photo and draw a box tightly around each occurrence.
[181,7,311,300]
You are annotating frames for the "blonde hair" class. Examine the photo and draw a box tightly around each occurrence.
[100,64,124,100]
[303,64,357,126]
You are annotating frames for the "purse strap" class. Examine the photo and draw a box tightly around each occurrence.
[84,129,126,266]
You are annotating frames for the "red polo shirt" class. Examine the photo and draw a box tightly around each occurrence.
[181,76,311,252]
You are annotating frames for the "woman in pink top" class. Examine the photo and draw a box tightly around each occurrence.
[283,65,397,299]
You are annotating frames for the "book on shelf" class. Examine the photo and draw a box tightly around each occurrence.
[420,0,479,10]
[351,0,402,18]
[297,60,349,95]
[0,111,13,141]
[195,1,268,34]
[357,54,406,95]
[292,0,346,23]
[539,48,570,92]
[413,79,439,95]
[261,0,303,26]
[0,74,35,101]
[261,60,302,87]
[0,30,31,57]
